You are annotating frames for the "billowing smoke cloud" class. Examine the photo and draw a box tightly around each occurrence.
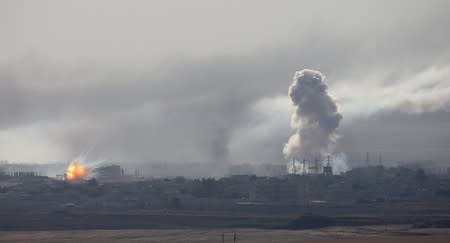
[331,152,349,174]
[283,69,342,160]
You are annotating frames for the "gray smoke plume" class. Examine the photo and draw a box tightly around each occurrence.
[283,69,342,160]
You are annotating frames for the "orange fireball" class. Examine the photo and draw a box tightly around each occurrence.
[65,161,88,181]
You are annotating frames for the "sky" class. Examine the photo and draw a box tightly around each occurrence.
[1,0,450,169]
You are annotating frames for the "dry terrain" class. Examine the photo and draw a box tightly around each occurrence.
[1,225,449,242]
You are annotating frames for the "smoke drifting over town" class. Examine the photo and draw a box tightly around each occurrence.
[283,69,342,161]
[1,0,450,173]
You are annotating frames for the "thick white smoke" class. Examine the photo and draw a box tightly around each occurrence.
[283,69,342,161]
[331,152,349,174]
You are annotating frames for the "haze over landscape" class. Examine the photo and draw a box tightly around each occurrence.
[1,0,450,170]
[2,1,450,243]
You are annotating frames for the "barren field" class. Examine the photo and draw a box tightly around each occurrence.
[1,225,449,243]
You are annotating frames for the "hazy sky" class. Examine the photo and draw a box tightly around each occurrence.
[1,0,450,168]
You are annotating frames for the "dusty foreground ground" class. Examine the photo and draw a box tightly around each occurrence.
[1,225,450,243]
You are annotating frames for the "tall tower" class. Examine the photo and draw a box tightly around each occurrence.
[323,155,333,176]
[366,152,370,166]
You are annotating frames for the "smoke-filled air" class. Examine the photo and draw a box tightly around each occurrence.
[3,2,450,240]
[283,69,342,162]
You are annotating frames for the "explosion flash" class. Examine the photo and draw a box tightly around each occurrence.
[65,160,88,181]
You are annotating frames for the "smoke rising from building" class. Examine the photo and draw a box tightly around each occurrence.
[283,69,342,161]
